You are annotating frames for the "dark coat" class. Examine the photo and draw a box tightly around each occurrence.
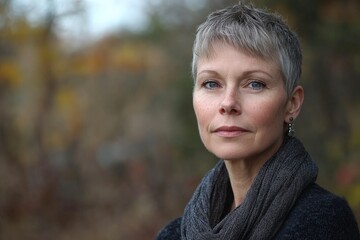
[157,183,360,239]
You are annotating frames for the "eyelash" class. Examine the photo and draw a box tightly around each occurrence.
[202,80,220,89]
[200,80,266,91]
[248,81,266,90]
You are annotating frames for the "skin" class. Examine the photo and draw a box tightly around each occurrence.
[193,42,304,208]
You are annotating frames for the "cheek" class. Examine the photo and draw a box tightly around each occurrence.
[248,97,287,128]
[193,95,208,125]
[193,94,215,134]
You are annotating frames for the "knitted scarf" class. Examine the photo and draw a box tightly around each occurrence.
[181,137,318,240]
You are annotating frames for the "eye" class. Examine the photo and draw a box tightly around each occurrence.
[203,80,220,89]
[248,81,265,90]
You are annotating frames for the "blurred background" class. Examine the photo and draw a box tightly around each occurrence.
[0,0,359,239]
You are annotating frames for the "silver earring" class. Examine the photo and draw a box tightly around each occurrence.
[288,117,295,137]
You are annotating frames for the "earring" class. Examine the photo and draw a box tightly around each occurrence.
[288,117,295,137]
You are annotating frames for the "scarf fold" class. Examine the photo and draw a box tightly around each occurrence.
[181,137,318,240]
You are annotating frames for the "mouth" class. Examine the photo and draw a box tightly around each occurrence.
[213,126,250,137]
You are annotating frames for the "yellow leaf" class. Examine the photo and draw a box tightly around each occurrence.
[0,61,22,87]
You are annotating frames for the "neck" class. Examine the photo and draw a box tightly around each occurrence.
[225,159,265,209]
[225,137,286,208]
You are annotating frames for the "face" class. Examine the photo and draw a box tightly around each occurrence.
[193,43,294,163]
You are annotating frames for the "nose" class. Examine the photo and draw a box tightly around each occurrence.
[219,88,241,115]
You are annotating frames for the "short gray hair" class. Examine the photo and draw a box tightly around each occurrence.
[192,2,302,96]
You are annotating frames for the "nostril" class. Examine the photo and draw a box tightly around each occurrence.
[219,104,241,115]
[219,107,226,114]
[230,108,240,114]
[219,89,241,115]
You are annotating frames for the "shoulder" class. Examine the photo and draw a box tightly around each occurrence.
[156,217,182,240]
[275,183,360,240]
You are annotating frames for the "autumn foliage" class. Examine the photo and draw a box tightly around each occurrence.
[0,0,359,239]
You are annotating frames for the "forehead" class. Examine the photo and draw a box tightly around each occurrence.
[197,42,281,75]
[198,37,277,60]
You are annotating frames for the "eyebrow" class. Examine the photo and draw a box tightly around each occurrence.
[196,70,221,78]
[197,69,274,79]
[243,70,274,79]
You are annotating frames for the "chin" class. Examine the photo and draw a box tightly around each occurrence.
[208,147,250,161]
[215,153,247,161]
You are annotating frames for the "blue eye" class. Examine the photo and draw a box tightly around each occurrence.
[248,81,265,90]
[203,81,220,89]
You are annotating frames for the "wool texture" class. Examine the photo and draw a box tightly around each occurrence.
[156,184,360,239]
[181,137,318,240]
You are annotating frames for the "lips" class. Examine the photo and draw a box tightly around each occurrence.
[213,126,249,137]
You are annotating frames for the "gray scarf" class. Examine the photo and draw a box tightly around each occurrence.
[181,137,318,240]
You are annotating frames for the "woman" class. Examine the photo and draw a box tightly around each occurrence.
[157,2,359,240]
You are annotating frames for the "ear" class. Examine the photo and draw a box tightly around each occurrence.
[285,85,304,122]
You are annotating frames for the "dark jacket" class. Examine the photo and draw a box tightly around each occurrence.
[157,183,360,239]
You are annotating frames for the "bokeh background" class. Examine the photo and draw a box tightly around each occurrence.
[0,0,359,239]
